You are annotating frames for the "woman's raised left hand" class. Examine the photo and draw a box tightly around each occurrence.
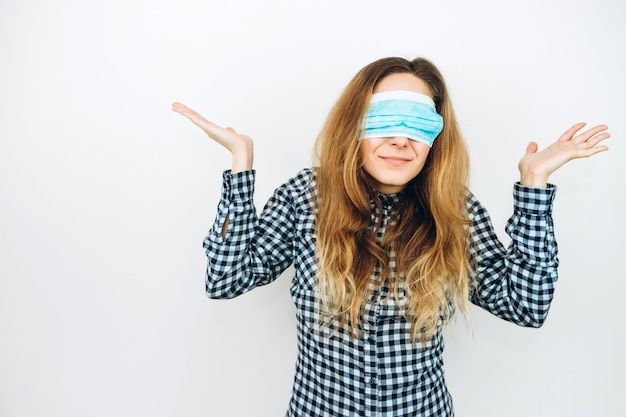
[518,122,610,187]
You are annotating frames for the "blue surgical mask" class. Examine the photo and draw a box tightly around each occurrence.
[361,90,444,147]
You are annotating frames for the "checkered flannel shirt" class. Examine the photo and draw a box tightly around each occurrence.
[203,168,558,417]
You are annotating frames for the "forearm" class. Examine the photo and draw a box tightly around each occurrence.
[204,170,295,299]
[468,185,559,327]
[204,171,260,298]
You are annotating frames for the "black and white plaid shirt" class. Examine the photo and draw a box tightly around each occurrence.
[203,168,558,417]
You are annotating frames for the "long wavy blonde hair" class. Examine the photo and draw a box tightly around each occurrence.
[314,57,472,342]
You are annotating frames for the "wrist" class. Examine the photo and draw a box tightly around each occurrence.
[519,172,548,188]
[231,142,254,173]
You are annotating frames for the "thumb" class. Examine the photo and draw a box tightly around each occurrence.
[525,141,539,155]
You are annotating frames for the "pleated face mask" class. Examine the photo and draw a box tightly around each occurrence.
[360,90,444,147]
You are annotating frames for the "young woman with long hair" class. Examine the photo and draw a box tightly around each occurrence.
[172,57,609,416]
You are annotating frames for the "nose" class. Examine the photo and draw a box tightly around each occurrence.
[389,136,409,147]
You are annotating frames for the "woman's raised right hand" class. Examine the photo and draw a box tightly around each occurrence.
[172,102,254,173]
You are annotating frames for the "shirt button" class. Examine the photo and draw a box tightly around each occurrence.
[369,378,376,386]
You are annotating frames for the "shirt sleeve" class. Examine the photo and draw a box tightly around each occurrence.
[467,183,559,327]
[202,170,295,299]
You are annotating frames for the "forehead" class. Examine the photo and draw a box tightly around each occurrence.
[373,72,433,99]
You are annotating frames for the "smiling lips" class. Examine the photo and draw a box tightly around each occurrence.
[380,156,411,166]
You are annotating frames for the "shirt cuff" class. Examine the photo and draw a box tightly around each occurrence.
[222,170,256,202]
[512,182,557,216]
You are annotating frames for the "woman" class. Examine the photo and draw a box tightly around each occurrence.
[172,57,609,416]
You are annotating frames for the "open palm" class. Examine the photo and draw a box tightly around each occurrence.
[518,123,610,187]
[172,102,254,172]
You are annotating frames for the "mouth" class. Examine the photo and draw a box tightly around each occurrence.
[380,156,411,166]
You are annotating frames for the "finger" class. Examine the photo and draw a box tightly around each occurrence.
[172,101,201,116]
[557,122,587,142]
[578,144,609,158]
[172,102,203,121]
[171,101,190,114]
[525,141,538,154]
[172,103,230,138]
[585,131,611,147]
[573,124,609,144]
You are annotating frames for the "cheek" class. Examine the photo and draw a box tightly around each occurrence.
[360,138,379,151]
[411,142,431,160]
[359,139,381,161]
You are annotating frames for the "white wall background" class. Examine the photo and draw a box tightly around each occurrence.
[1,0,624,416]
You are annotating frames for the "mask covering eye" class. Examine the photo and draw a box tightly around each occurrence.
[361,90,444,147]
